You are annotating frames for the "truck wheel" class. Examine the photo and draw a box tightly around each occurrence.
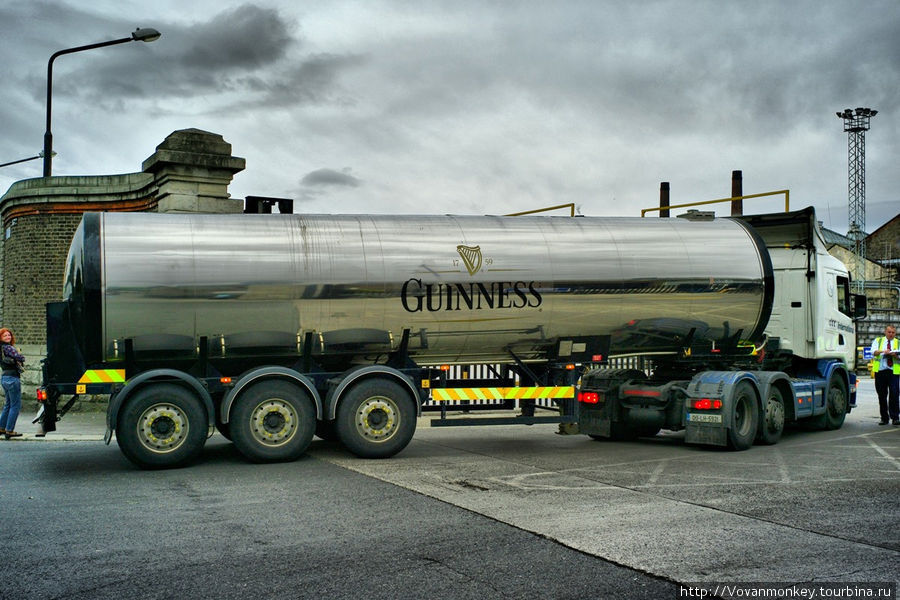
[116,383,208,469]
[336,378,416,458]
[756,386,785,445]
[814,373,848,431]
[230,381,315,463]
[727,381,759,451]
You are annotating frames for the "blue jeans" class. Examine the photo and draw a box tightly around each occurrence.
[0,375,22,432]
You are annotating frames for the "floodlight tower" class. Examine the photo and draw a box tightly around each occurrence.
[836,107,877,292]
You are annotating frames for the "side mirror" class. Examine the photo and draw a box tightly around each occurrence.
[852,293,867,320]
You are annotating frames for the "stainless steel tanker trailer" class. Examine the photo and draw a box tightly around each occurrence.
[38,206,866,468]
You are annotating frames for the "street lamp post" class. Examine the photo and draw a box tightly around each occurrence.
[43,27,161,177]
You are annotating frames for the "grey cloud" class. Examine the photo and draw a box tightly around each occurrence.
[369,2,900,143]
[229,53,366,109]
[100,4,297,97]
[301,168,362,188]
[38,3,362,112]
[182,4,294,70]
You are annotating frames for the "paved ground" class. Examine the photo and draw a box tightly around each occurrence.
[311,379,900,586]
[7,377,899,591]
[4,440,677,600]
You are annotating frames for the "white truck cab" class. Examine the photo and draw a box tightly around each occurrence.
[741,209,862,368]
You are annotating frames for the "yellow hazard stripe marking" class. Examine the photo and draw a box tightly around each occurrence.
[431,386,574,401]
[78,369,126,384]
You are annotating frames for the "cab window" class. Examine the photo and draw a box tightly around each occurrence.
[836,276,851,317]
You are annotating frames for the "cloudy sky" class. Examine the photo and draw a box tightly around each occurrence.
[2,1,898,232]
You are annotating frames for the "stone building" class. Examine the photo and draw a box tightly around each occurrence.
[0,129,245,399]
[866,214,900,266]
[822,216,900,366]
[822,223,899,310]
[864,214,900,305]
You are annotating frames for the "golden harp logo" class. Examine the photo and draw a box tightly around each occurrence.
[456,245,483,276]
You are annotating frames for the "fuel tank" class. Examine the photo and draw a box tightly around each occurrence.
[63,212,773,364]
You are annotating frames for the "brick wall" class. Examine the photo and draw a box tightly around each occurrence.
[3,213,83,344]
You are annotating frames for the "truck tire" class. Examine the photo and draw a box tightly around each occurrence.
[756,386,785,445]
[727,381,759,451]
[813,373,848,431]
[336,378,416,458]
[230,381,316,463]
[116,383,208,469]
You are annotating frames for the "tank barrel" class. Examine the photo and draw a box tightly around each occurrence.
[65,212,773,364]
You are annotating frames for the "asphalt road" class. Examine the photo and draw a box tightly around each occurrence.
[2,378,898,599]
[2,435,674,600]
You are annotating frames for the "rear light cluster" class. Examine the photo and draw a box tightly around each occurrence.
[578,391,601,404]
[36,388,48,402]
[691,398,722,410]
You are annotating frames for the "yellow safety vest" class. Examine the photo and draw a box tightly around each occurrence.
[872,337,900,375]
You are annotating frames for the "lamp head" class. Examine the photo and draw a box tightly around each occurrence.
[132,28,161,42]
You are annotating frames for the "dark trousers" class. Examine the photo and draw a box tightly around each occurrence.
[874,369,900,422]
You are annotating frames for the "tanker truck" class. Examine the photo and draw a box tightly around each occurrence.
[37,206,865,468]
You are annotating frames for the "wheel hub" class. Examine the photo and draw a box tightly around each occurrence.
[138,404,188,453]
[152,417,175,437]
[250,400,296,446]
[356,397,398,442]
[264,411,286,432]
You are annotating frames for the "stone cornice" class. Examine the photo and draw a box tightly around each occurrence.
[0,172,156,225]
[142,128,246,174]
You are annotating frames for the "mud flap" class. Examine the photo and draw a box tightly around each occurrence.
[685,421,727,446]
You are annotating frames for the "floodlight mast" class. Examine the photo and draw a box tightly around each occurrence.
[836,107,877,293]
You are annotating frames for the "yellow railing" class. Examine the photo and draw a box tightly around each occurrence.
[507,202,576,217]
[641,190,790,217]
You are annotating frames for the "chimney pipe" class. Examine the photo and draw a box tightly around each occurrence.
[660,182,670,218]
[730,170,743,216]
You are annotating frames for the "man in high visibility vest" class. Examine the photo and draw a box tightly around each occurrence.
[871,325,900,426]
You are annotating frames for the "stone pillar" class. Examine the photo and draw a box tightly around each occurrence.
[142,129,246,214]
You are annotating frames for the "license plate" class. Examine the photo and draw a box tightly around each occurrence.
[687,413,722,424]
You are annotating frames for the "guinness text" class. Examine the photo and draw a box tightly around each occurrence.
[401,278,543,313]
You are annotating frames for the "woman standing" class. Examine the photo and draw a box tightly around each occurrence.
[0,328,25,439]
